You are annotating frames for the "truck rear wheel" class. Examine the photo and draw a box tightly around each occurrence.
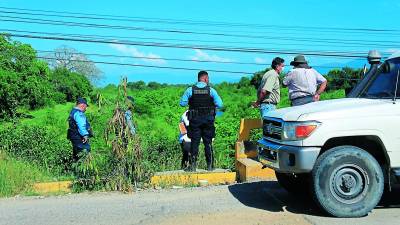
[275,171,310,194]
[312,146,384,217]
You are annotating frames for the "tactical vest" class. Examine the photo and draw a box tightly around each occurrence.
[67,108,90,140]
[188,85,215,119]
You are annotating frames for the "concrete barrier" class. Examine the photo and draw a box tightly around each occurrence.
[150,169,236,187]
[33,181,73,194]
[235,119,276,182]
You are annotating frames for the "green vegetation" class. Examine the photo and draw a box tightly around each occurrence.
[325,67,363,91]
[0,152,53,197]
[0,35,93,120]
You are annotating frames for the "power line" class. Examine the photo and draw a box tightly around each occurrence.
[37,49,357,69]
[37,56,364,80]
[5,32,371,58]
[1,6,399,34]
[37,50,263,66]
[2,28,397,50]
[2,29,378,58]
[1,15,399,46]
[37,56,253,74]
[1,9,400,38]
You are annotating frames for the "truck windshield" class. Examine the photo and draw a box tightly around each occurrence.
[361,58,400,99]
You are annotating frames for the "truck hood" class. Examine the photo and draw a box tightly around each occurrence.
[267,98,394,121]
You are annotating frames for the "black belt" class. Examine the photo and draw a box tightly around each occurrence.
[291,95,313,101]
[262,101,277,105]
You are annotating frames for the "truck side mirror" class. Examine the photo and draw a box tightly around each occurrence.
[381,61,395,74]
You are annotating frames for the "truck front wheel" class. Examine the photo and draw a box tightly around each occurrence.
[312,146,384,217]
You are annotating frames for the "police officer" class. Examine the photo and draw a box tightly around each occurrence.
[180,71,223,172]
[67,97,93,162]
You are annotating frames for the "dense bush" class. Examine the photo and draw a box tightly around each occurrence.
[0,70,21,118]
[0,125,71,174]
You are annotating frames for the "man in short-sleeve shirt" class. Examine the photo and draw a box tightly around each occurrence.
[283,55,327,106]
[253,57,285,118]
[180,70,223,172]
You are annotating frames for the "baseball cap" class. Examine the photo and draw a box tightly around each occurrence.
[77,97,89,106]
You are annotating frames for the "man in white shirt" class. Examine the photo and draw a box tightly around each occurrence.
[283,55,328,106]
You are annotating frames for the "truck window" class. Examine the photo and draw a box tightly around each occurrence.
[361,58,400,98]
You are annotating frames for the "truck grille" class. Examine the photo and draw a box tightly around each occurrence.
[263,119,282,140]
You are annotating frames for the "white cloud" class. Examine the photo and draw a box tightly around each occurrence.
[385,49,400,54]
[190,49,233,62]
[109,43,166,65]
[254,57,267,64]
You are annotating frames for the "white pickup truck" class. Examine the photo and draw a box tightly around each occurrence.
[258,51,400,217]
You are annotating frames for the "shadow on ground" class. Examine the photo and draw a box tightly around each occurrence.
[228,181,400,217]
[228,181,324,216]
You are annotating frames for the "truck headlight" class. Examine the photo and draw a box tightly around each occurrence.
[282,121,321,141]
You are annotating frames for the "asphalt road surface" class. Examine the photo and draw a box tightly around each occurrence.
[1,181,400,225]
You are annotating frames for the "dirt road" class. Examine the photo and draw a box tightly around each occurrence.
[1,181,399,225]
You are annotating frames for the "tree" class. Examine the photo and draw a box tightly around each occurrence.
[45,45,102,83]
[147,81,162,89]
[127,81,146,90]
[0,35,36,74]
[250,68,270,89]
[237,77,251,88]
[326,67,363,91]
[50,67,93,102]
[0,35,93,119]
[0,35,56,117]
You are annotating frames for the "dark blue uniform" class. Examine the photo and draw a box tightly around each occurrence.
[67,107,91,162]
[180,82,223,171]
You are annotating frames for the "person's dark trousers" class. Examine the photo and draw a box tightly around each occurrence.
[181,141,191,169]
[291,95,314,106]
[188,116,215,171]
[71,140,91,163]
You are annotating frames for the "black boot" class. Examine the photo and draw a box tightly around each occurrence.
[206,147,214,171]
[184,157,192,172]
[191,158,197,172]
[207,160,214,171]
[184,156,197,172]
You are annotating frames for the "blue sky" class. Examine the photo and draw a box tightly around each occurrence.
[0,0,399,86]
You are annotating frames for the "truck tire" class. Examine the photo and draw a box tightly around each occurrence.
[312,146,384,217]
[275,171,310,194]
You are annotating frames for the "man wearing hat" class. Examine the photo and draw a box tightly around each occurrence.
[283,55,327,106]
[67,97,93,162]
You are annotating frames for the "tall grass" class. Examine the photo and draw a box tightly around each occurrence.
[0,152,52,197]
